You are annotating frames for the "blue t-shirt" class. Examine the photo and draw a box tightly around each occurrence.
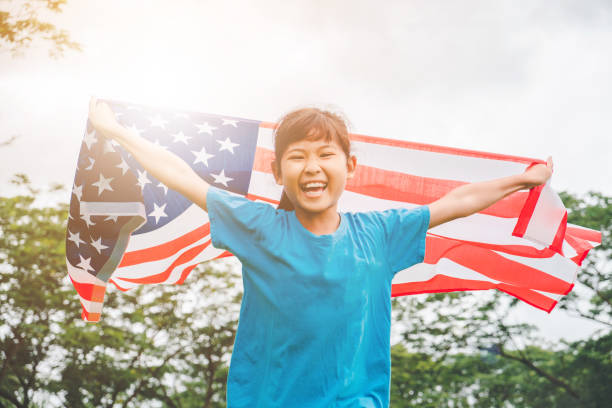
[206,187,429,408]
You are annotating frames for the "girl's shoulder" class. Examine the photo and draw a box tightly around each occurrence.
[343,206,430,235]
[207,186,281,226]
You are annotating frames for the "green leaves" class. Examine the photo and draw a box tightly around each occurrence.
[1,180,609,407]
[389,190,611,406]
[0,0,81,58]
[0,183,239,407]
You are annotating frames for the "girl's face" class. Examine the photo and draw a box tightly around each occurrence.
[272,135,356,218]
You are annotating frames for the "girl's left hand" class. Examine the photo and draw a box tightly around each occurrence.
[522,156,553,189]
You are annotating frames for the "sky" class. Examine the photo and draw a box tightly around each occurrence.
[0,0,610,341]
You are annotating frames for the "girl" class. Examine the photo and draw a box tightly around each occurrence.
[88,98,552,407]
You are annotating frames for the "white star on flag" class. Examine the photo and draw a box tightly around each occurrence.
[104,215,119,222]
[80,213,95,228]
[116,158,130,175]
[83,129,97,150]
[126,124,144,137]
[222,118,239,127]
[67,230,85,248]
[217,137,239,154]
[149,114,168,128]
[72,184,83,201]
[90,237,109,254]
[172,131,191,144]
[91,173,114,196]
[76,255,95,273]
[211,169,233,187]
[103,140,116,154]
[192,146,214,167]
[152,139,166,149]
[136,169,151,190]
[157,182,168,195]
[85,158,95,171]
[148,203,168,224]
[196,122,217,135]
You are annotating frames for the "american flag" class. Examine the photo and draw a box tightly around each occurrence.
[66,99,601,321]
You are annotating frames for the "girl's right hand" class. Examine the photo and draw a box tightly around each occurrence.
[88,97,122,140]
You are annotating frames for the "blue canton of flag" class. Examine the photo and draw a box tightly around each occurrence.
[66,99,261,321]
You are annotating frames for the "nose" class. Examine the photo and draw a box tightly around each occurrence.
[304,155,321,174]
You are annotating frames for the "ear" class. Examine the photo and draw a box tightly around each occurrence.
[346,155,357,180]
[271,160,283,185]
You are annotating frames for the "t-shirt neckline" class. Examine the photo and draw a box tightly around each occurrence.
[289,211,348,241]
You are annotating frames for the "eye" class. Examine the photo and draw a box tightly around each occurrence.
[320,151,335,158]
[287,154,304,161]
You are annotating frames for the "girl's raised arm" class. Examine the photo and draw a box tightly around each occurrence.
[88,97,210,211]
[427,158,553,229]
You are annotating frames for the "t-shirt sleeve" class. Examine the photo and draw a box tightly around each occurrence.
[206,186,277,259]
[379,205,430,274]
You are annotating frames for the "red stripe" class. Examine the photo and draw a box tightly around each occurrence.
[391,276,556,312]
[565,233,593,266]
[426,232,557,259]
[348,164,529,218]
[121,249,235,288]
[215,250,234,259]
[512,183,543,238]
[246,193,280,205]
[176,264,198,285]
[550,211,567,255]
[80,304,101,322]
[109,279,130,292]
[68,276,106,302]
[566,226,602,243]
[253,147,530,219]
[392,276,495,296]
[258,122,543,165]
[253,147,275,172]
[423,235,572,293]
[496,283,557,313]
[119,240,213,284]
[119,224,210,267]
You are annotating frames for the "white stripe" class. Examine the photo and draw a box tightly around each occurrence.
[247,172,584,258]
[66,259,107,286]
[523,182,566,247]
[116,236,211,279]
[80,201,146,216]
[392,262,559,303]
[392,260,500,285]
[109,277,139,291]
[532,290,563,300]
[255,131,530,183]
[112,243,226,288]
[492,250,577,284]
[114,235,225,282]
[587,240,600,249]
[257,126,275,150]
[351,140,528,183]
[126,204,209,251]
[248,171,283,201]
[79,298,103,314]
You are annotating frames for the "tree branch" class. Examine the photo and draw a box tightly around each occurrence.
[0,388,23,408]
[497,344,581,400]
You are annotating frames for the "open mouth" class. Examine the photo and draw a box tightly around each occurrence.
[300,182,327,198]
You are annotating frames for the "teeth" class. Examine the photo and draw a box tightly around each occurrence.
[304,182,326,189]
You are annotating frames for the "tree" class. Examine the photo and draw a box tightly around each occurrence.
[557,191,611,328]
[390,190,611,406]
[0,0,80,57]
[0,176,241,407]
[0,174,76,407]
